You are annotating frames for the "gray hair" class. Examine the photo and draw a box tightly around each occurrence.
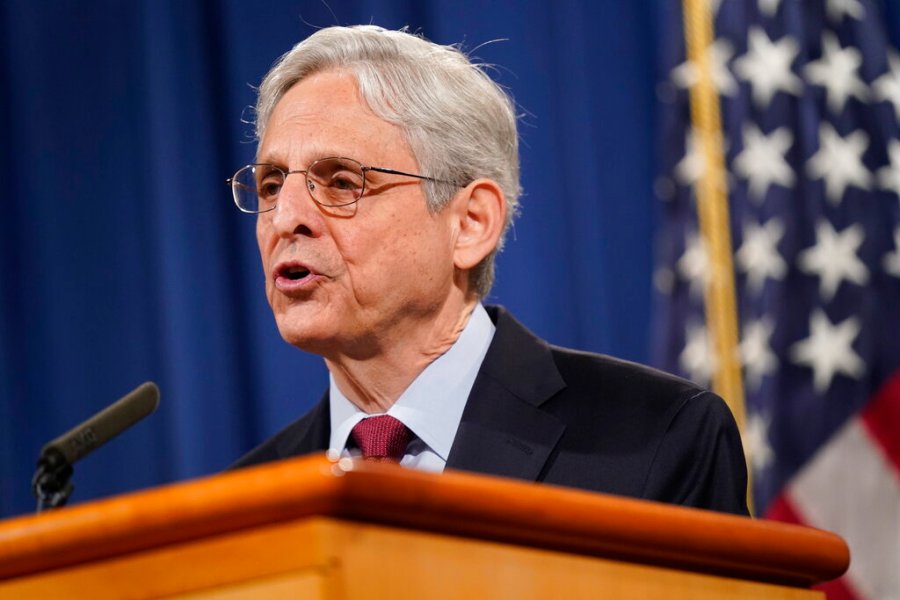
[254,25,520,298]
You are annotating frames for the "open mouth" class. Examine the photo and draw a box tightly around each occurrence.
[284,266,311,280]
[274,262,316,289]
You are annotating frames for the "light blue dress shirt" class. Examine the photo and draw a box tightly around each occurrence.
[328,303,496,472]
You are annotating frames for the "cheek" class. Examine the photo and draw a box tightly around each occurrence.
[384,224,452,285]
[256,220,267,262]
[333,226,408,295]
[256,220,275,297]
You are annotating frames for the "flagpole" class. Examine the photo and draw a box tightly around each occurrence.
[681,0,752,513]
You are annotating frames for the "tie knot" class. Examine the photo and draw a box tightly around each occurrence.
[350,415,412,463]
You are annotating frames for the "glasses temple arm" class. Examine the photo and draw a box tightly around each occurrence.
[366,166,460,186]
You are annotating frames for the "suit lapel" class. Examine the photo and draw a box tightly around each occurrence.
[275,392,331,459]
[446,306,566,482]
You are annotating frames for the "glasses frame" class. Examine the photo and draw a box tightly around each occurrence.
[227,157,461,213]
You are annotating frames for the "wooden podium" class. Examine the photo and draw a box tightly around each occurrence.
[0,455,848,599]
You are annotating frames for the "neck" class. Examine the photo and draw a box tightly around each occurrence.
[325,295,480,414]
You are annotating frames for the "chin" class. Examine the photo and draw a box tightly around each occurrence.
[273,309,326,346]
[277,324,326,351]
[276,314,359,359]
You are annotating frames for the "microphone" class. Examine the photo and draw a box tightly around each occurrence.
[32,381,160,511]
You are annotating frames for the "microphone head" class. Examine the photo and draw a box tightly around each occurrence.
[40,381,161,466]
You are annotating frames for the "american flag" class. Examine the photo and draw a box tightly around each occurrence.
[654,1,900,597]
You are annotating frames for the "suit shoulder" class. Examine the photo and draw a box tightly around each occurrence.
[542,346,748,514]
[229,397,330,470]
[545,345,740,454]
[549,345,708,406]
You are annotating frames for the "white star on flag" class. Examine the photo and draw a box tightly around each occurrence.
[743,410,775,472]
[675,128,706,186]
[758,0,782,17]
[733,124,795,201]
[806,123,871,205]
[804,32,869,114]
[877,139,900,197]
[677,231,711,297]
[671,39,738,96]
[790,310,865,393]
[739,317,779,390]
[736,217,788,293]
[873,52,900,119]
[825,0,865,22]
[733,27,802,109]
[798,219,869,301]
[680,322,718,386]
[884,228,900,279]
[653,267,676,294]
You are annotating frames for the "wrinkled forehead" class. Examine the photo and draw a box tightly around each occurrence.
[259,67,380,144]
[256,69,416,169]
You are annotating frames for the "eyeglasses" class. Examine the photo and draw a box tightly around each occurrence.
[227,157,460,213]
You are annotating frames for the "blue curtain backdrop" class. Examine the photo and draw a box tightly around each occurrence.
[0,1,662,516]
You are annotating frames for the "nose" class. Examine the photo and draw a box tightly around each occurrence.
[269,172,320,237]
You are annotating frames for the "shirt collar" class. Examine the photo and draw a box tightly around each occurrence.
[329,303,495,461]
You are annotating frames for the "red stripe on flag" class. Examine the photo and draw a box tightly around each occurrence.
[860,370,900,478]
[766,494,861,600]
[764,493,802,524]
[815,578,862,600]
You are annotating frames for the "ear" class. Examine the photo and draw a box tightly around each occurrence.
[451,178,507,271]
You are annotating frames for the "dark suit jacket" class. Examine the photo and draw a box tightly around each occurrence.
[233,305,750,516]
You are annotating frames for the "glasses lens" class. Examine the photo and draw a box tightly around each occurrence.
[232,165,282,213]
[307,158,365,207]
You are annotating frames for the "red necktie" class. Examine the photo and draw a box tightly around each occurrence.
[350,415,413,463]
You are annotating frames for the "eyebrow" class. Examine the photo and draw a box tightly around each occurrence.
[255,147,353,167]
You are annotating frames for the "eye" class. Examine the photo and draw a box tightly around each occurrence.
[256,169,284,200]
[307,158,365,205]
[329,171,363,192]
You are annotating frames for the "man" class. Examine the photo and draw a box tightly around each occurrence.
[230,25,749,516]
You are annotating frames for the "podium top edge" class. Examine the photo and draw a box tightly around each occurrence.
[0,454,849,586]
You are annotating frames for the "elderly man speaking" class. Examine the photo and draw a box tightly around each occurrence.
[229,25,749,516]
